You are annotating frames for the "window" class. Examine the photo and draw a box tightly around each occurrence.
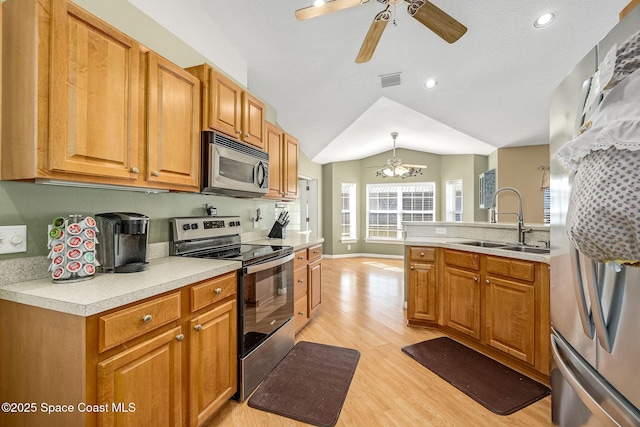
[446,179,463,222]
[366,182,436,241]
[341,183,357,242]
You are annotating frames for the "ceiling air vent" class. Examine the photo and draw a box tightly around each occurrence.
[379,72,402,88]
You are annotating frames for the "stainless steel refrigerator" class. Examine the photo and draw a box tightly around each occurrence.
[550,5,640,427]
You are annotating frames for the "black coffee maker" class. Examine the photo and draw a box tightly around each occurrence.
[95,212,149,273]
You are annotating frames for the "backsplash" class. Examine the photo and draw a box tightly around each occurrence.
[404,221,550,246]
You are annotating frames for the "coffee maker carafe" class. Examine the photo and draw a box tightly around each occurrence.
[95,212,149,273]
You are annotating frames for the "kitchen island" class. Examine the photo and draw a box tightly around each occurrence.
[404,221,551,385]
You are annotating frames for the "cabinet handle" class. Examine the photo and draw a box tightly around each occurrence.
[245,134,250,139]
[314,250,319,254]
[151,171,159,177]
[473,276,478,282]
[297,256,304,260]
[410,265,414,270]
[142,314,153,323]
[485,279,490,284]
[420,252,425,256]
[236,130,242,135]
[176,334,184,342]
[215,288,222,295]
[131,167,139,174]
[298,311,305,316]
[194,324,202,331]
[298,279,304,283]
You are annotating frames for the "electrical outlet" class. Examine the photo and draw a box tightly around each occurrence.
[0,225,27,254]
[435,227,447,235]
[347,245,351,250]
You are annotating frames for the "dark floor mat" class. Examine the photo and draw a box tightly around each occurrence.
[248,341,360,426]
[402,337,550,415]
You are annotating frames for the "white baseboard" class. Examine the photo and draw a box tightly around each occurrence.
[323,253,404,260]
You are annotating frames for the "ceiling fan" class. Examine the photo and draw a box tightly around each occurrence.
[375,132,426,178]
[295,0,467,63]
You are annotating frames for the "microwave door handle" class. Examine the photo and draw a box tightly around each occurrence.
[245,253,294,275]
[255,161,267,188]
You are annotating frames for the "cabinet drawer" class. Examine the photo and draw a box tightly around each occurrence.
[308,244,323,262]
[294,249,308,270]
[191,272,237,313]
[408,247,436,262]
[444,250,480,271]
[486,256,536,282]
[99,292,181,352]
[294,267,307,298]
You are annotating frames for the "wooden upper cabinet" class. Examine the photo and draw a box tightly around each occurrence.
[187,64,265,149]
[264,122,298,200]
[49,2,141,180]
[284,133,299,199]
[241,91,265,149]
[146,52,200,190]
[265,122,284,199]
[1,0,201,192]
[209,70,243,138]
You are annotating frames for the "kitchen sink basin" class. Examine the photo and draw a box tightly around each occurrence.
[458,241,508,248]
[500,246,550,254]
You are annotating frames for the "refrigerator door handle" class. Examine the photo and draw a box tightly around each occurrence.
[585,259,626,354]
[569,245,595,338]
[551,333,640,426]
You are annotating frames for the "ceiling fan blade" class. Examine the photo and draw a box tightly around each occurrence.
[355,9,390,63]
[403,164,427,168]
[295,0,366,21]
[408,0,467,43]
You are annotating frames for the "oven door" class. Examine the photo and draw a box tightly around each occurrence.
[240,252,294,356]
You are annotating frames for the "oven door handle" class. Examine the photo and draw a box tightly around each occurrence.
[244,253,294,274]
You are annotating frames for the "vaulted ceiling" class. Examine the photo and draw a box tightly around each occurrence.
[198,1,627,164]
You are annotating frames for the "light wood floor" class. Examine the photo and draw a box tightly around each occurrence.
[205,257,552,427]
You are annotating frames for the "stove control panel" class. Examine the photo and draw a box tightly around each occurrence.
[170,216,242,241]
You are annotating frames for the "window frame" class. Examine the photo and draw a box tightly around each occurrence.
[365,182,436,243]
[340,183,357,243]
[446,179,463,222]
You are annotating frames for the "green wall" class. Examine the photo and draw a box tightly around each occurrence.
[320,146,548,256]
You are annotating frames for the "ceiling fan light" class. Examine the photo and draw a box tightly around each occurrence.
[383,168,394,177]
[395,166,409,175]
[534,12,555,28]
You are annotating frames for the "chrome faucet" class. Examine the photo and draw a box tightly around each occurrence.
[490,187,532,245]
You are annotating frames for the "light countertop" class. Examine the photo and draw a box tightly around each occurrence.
[0,257,240,317]
[404,236,550,264]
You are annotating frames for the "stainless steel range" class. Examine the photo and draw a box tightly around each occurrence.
[169,216,295,401]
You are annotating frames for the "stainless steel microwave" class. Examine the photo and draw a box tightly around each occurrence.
[201,131,269,198]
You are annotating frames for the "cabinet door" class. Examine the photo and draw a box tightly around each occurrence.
[147,52,200,190]
[189,299,237,426]
[284,133,299,199]
[265,122,284,199]
[444,266,481,340]
[49,1,141,180]
[407,262,437,322]
[241,91,265,149]
[484,275,535,365]
[308,260,322,317]
[209,71,242,138]
[97,326,183,427]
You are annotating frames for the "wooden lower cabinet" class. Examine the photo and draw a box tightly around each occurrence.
[189,299,237,427]
[406,246,550,382]
[406,247,438,326]
[293,244,323,333]
[97,327,184,427]
[0,272,237,427]
[443,266,481,339]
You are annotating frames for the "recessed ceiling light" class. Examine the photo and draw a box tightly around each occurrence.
[534,13,555,28]
[424,79,438,89]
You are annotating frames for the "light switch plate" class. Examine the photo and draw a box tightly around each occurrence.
[0,225,27,254]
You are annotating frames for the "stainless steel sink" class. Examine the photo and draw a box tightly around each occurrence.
[500,246,550,254]
[458,241,509,248]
